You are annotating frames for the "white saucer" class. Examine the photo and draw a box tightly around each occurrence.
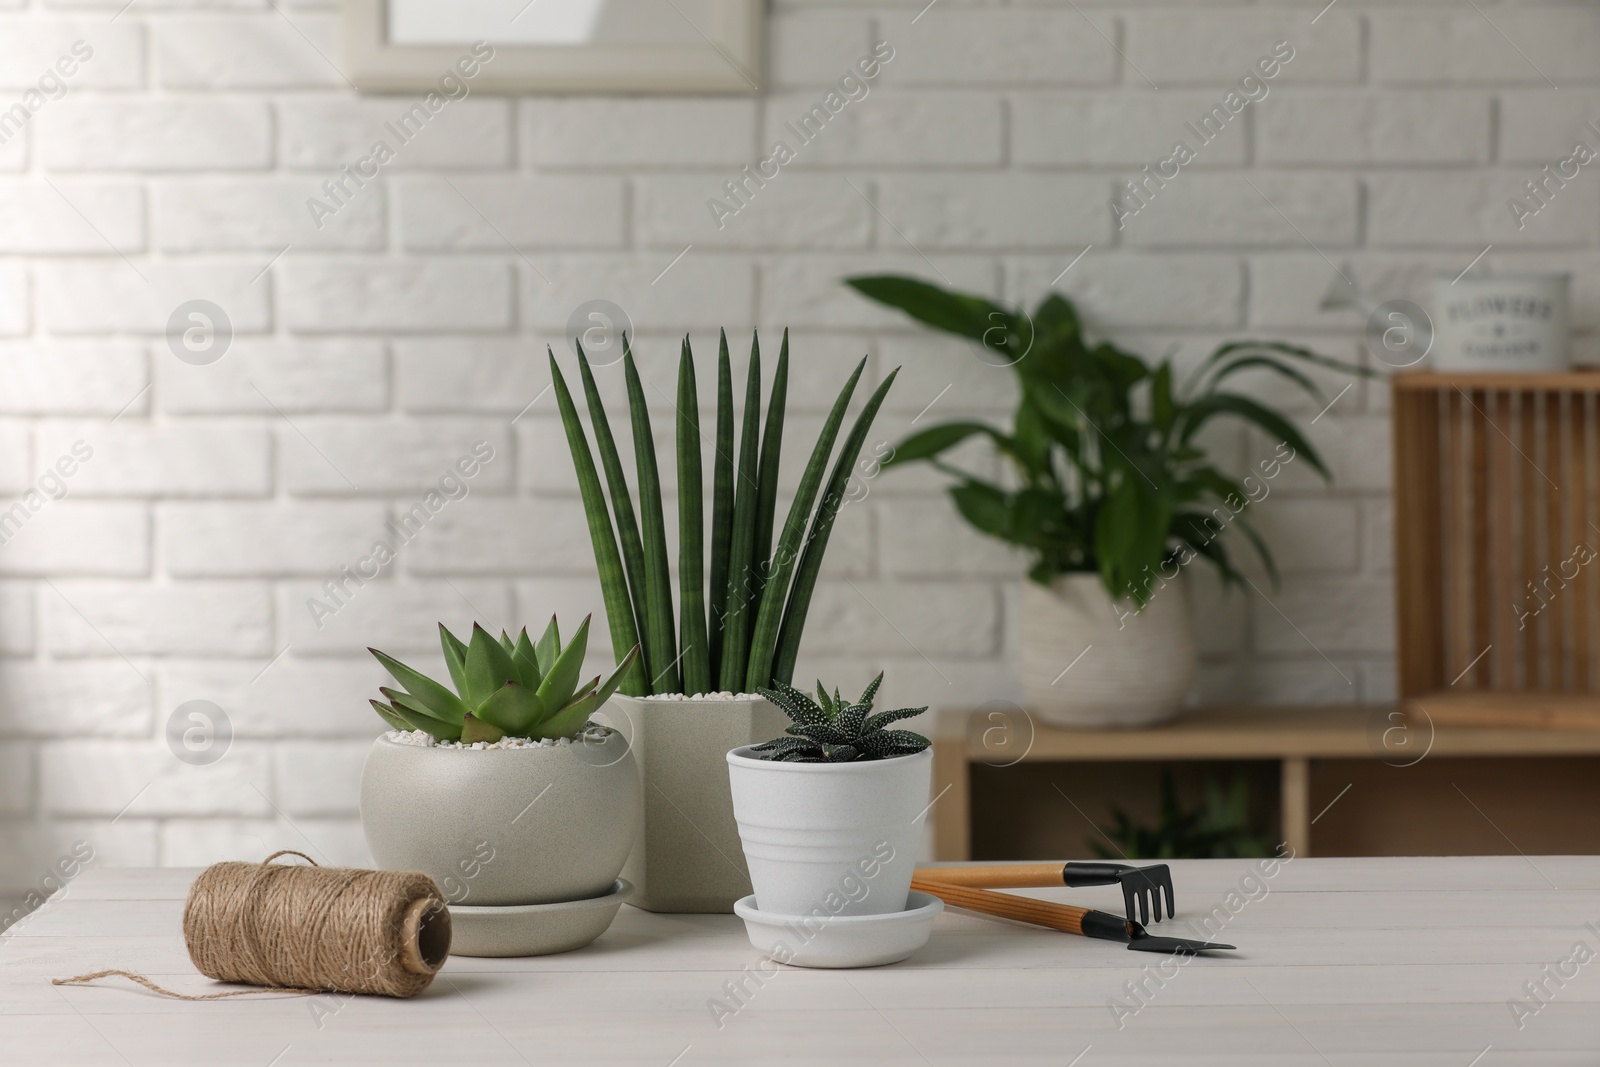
[449,879,632,957]
[732,890,943,968]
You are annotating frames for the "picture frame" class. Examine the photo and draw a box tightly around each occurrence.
[341,0,764,94]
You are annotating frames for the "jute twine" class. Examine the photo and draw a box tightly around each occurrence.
[53,851,451,1000]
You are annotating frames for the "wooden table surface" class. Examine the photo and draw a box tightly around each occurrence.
[3,858,1598,1065]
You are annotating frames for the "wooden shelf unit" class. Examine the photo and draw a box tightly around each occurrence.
[930,705,1600,861]
[1392,371,1600,709]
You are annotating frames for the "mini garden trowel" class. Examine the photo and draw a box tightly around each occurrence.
[909,877,1235,956]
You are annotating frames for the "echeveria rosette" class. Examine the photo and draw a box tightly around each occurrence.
[368,617,639,743]
[752,672,930,763]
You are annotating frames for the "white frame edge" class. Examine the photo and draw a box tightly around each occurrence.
[341,0,764,94]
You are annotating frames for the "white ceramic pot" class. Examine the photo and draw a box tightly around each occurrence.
[725,745,932,917]
[360,728,639,908]
[1018,572,1196,728]
[610,695,788,914]
[1433,272,1570,372]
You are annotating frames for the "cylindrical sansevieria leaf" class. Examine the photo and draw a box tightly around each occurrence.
[748,331,788,639]
[744,355,867,691]
[706,330,736,685]
[575,344,649,669]
[547,351,649,696]
[718,334,763,691]
[676,338,711,694]
[624,344,679,695]
[551,332,882,697]
[772,368,900,685]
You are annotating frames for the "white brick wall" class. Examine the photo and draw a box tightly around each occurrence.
[1,0,1590,889]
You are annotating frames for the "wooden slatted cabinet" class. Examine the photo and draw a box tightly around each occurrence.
[1393,372,1600,718]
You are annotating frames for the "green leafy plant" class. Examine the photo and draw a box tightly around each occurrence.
[1093,769,1274,860]
[752,673,930,763]
[368,619,639,743]
[847,275,1369,604]
[551,332,897,696]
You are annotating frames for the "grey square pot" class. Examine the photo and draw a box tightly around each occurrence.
[609,695,787,913]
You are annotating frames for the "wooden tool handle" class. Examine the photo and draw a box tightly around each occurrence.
[914,863,1064,888]
[911,877,1090,935]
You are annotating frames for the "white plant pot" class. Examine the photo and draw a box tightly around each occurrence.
[610,695,789,914]
[725,745,933,917]
[1018,572,1196,728]
[1433,272,1570,372]
[360,729,639,908]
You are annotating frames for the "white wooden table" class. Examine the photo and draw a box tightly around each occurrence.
[3,858,1597,1065]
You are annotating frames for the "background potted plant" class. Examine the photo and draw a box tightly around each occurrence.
[848,275,1365,727]
[551,332,897,912]
[361,618,641,955]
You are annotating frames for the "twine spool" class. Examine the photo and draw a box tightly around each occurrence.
[54,851,451,1000]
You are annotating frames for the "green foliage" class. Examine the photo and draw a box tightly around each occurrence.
[753,673,930,763]
[551,333,897,694]
[368,620,639,742]
[1092,769,1275,860]
[846,275,1371,604]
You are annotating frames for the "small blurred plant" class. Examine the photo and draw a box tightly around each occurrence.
[1092,769,1275,860]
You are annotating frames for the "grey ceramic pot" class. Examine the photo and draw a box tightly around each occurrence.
[360,728,639,907]
[610,695,788,914]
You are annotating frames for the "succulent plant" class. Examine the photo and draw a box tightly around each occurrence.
[551,332,898,697]
[368,618,639,743]
[752,673,930,763]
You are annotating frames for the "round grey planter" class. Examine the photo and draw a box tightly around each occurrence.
[360,728,640,908]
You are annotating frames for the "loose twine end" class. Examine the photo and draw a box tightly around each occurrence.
[52,969,324,1000]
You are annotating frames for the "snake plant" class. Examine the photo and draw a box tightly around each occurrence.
[752,673,930,763]
[368,619,640,742]
[551,332,897,696]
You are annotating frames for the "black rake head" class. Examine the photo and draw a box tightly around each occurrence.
[1119,863,1176,926]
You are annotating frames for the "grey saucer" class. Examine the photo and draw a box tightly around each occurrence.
[448,879,633,957]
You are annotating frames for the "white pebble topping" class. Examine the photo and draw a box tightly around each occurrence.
[385,726,611,750]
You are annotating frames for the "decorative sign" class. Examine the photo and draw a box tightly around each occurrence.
[1433,274,1570,373]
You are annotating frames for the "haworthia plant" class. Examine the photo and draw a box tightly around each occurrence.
[752,672,930,763]
[550,332,897,695]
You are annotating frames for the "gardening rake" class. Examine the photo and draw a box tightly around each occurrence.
[914,862,1176,925]
[910,877,1232,956]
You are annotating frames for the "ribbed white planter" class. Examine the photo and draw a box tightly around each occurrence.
[1018,572,1197,728]
[612,695,789,914]
[726,746,932,917]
